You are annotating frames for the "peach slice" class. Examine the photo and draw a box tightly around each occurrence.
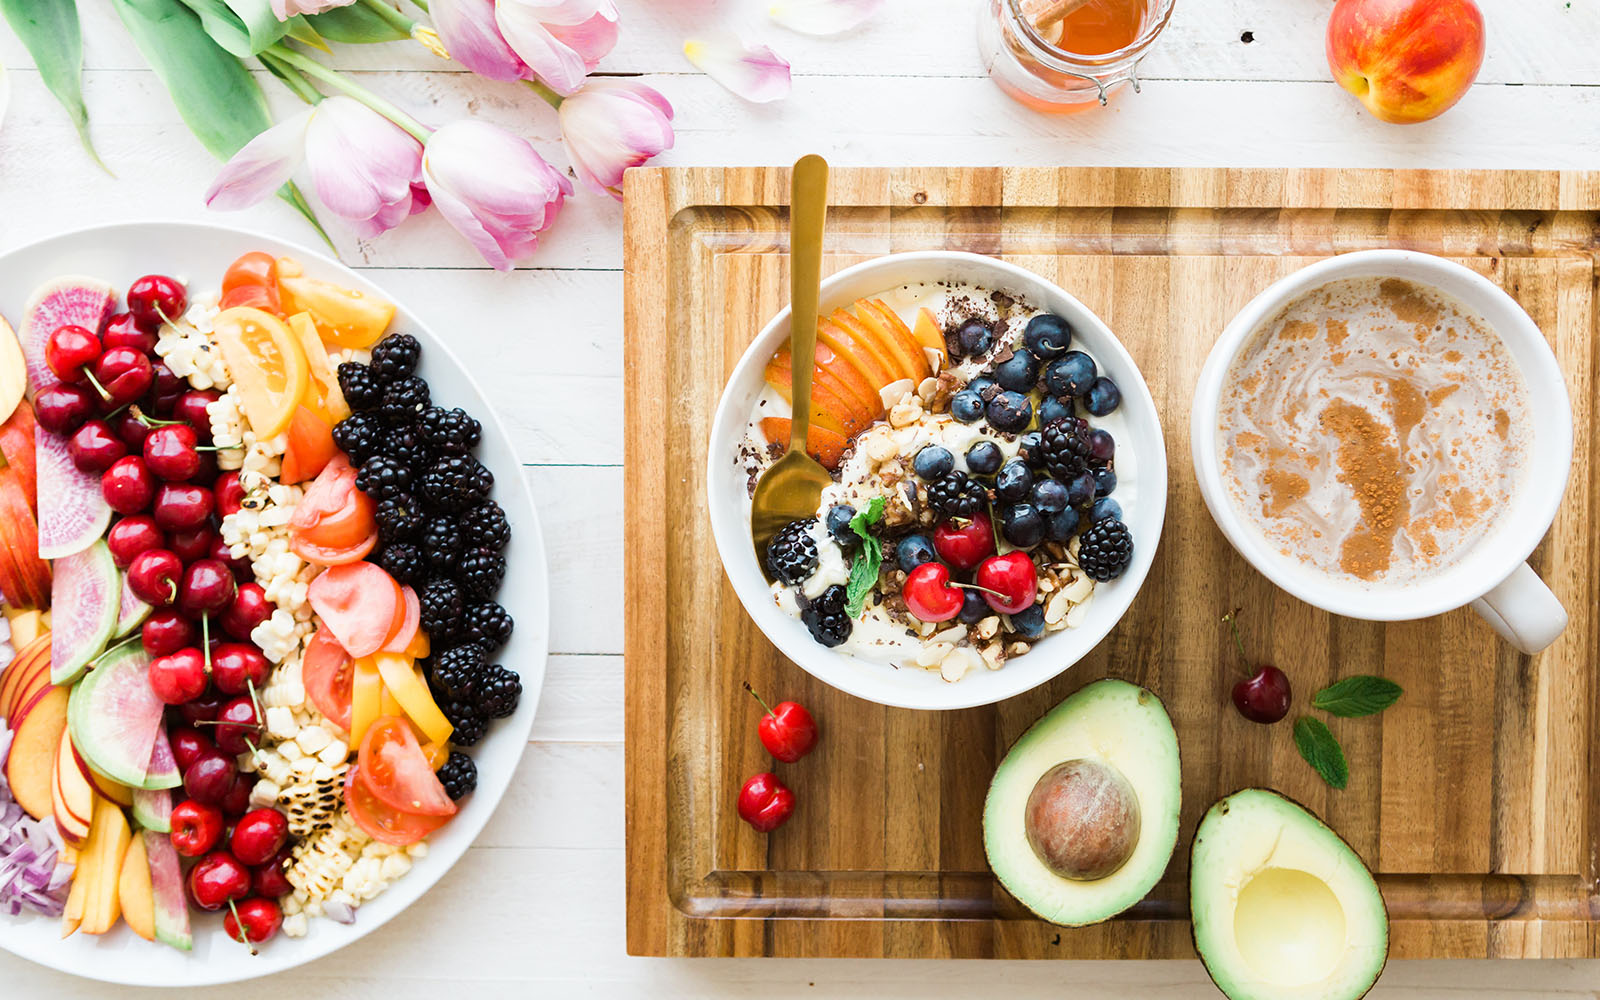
[861,300,934,378]
[759,417,848,471]
[118,835,155,942]
[912,307,949,367]
[7,685,68,821]
[764,351,870,437]
[812,338,885,421]
[834,306,925,386]
[816,317,897,393]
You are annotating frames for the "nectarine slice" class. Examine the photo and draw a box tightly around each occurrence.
[759,417,847,471]
[118,834,155,942]
[80,796,130,935]
[768,347,873,430]
[816,318,897,393]
[812,339,885,421]
[834,307,925,386]
[912,307,950,366]
[7,685,68,821]
[860,300,933,379]
[764,352,869,437]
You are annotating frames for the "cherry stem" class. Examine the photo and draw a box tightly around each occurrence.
[953,582,1008,600]
[202,614,212,675]
[247,676,263,726]
[129,405,185,428]
[1222,608,1251,673]
[226,898,258,956]
[81,367,112,403]
[742,681,776,720]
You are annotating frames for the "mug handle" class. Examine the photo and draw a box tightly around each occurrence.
[1469,562,1568,655]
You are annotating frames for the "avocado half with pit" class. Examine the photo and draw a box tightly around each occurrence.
[983,678,1181,926]
[1190,789,1389,1000]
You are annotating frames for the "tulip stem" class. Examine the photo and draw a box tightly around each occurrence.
[265,45,433,145]
[407,0,430,13]
[259,50,324,106]
[359,0,415,34]
[525,79,564,110]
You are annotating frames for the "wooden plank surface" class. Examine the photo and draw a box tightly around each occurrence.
[625,165,1600,960]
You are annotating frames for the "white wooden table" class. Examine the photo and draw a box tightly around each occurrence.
[2,1,1599,995]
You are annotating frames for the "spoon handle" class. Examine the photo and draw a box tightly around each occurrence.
[787,154,829,456]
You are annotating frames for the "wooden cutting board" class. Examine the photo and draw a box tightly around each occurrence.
[622,166,1600,960]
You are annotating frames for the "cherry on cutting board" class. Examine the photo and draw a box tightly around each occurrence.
[737,772,796,833]
[743,682,818,763]
[1223,608,1291,725]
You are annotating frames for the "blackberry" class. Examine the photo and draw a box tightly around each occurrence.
[458,501,510,551]
[370,333,421,383]
[926,471,987,518]
[475,664,521,719]
[356,455,412,502]
[337,363,384,412]
[435,751,477,801]
[417,406,481,454]
[1036,417,1094,482]
[801,584,851,648]
[419,455,494,513]
[331,412,385,465]
[429,643,487,701]
[421,518,467,572]
[1078,517,1134,582]
[386,425,431,470]
[419,578,466,639]
[377,543,426,586]
[441,700,487,746]
[462,602,514,651]
[375,494,426,544]
[379,376,431,425]
[457,547,506,601]
[765,519,818,585]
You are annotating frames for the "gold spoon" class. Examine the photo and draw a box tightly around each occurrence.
[751,154,833,580]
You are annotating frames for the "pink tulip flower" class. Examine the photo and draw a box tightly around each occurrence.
[422,120,573,270]
[496,0,620,95]
[558,79,675,200]
[271,0,357,17]
[205,97,428,239]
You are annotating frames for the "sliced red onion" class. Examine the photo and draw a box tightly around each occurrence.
[0,722,69,916]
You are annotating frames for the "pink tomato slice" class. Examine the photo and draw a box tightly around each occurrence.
[303,628,353,730]
[344,765,451,846]
[381,586,419,654]
[308,562,400,657]
[290,529,377,567]
[358,716,457,817]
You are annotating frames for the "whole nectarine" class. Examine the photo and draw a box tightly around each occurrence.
[1327,0,1485,124]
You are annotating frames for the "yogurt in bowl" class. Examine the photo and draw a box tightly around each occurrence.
[707,252,1168,711]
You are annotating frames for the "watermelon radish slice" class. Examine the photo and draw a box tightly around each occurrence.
[114,582,151,639]
[141,724,180,790]
[50,540,120,686]
[144,830,193,951]
[18,277,116,394]
[132,784,172,833]
[37,426,111,559]
[66,640,163,789]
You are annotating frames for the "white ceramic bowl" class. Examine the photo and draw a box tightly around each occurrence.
[0,222,549,985]
[707,252,1168,711]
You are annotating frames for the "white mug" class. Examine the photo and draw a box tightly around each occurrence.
[1190,250,1573,654]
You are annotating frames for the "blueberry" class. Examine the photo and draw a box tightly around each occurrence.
[992,348,1041,393]
[965,440,1002,476]
[1038,396,1071,427]
[995,460,1033,501]
[950,390,985,424]
[825,504,857,547]
[1084,376,1122,416]
[1001,503,1045,549]
[1031,479,1069,513]
[897,535,938,572]
[1090,498,1123,522]
[1018,431,1043,465]
[1023,314,1073,360]
[1094,467,1117,497]
[1010,603,1047,639]
[913,445,954,481]
[967,376,998,398]
[1044,351,1097,398]
[1067,471,1097,507]
[986,391,1033,433]
[1087,428,1115,463]
[957,590,990,624]
[1046,507,1080,542]
[951,319,993,358]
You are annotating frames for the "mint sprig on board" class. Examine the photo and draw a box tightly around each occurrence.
[1293,717,1350,790]
[1293,675,1404,789]
[843,497,887,617]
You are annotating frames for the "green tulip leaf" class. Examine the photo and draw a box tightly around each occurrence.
[0,0,105,169]
[176,0,299,57]
[306,4,409,44]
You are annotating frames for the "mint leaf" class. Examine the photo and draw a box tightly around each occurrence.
[843,497,887,617]
[1293,716,1349,790]
[849,496,886,540]
[1312,676,1403,718]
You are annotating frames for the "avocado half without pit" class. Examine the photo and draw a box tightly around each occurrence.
[1190,790,1389,1000]
[984,678,1182,927]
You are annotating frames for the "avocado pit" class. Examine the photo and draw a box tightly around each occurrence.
[1023,758,1140,881]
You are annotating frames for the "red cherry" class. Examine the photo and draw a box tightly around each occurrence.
[178,559,237,618]
[147,361,186,415]
[214,696,260,755]
[212,643,269,696]
[178,691,226,726]
[67,420,127,474]
[737,772,796,833]
[169,727,215,773]
[974,551,1037,615]
[187,850,250,911]
[215,471,246,517]
[251,848,293,898]
[932,513,997,572]
[45,325,101,383]
[221,583,271,640]
[108,515,165,568]
[34,382,97,434]
[170,799,225,857]
[102,312,159,352]
[183,753,237,807]
[230,808,288,866]
[173,390,219,441]
[101,456,156,514]
[128,548,183,606]
[112,410,154,452]
[224,897,283,948]
[218,772,255,817]
[167,525,216,564]
[144,424,202,482]
[149,646,208,705]
[745,683,818,763]
[902,562,965,623]
[211,535,252,582]
[127,274,188,329]
[92,347,155,409]
[1223,611,1293,724]
[153,482,213,531]
[142,608,199,657]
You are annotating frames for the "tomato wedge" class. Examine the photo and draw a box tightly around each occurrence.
[291,531,377,567]
[220,284,278,312]
[290,454,377,563]
[280,405,337,485]
[381,586,419,654]
[308,562,400,657]
[222,252,280,313]
[344,765,451,846]
[359,717,457,817]
[302,628,353,731]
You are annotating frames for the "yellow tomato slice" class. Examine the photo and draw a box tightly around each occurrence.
[289,312,351,422]
[350,656,383,748]
[375,651,453,746]
[279,275,394,349]
[212,307,310,440]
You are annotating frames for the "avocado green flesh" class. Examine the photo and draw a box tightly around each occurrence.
[1191,790,1388,1000]
[983,678,1181,927]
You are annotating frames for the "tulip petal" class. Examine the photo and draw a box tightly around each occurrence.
[303,97,425,238]
[203,107,314,210]
[432,0,531,82]
[682,35,792,104]
[497,0,618,95]
[423,121,572,270]
[559,80,675,200]
[271,0,358,17]
[768,0,883,36]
